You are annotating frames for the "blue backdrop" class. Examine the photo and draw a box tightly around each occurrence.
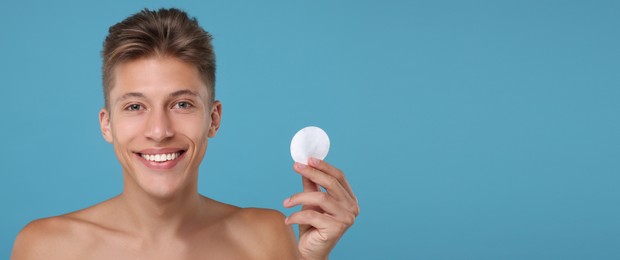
[1,1,619,259]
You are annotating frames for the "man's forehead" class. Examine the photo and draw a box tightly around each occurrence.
[113,58,206,86]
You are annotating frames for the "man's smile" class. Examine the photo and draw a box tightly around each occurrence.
[134,148,187,170]
[141,152,181,162]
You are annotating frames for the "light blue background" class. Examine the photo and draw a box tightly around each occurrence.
[1,1,619,259]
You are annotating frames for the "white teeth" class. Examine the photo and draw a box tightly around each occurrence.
[141,152,180,162]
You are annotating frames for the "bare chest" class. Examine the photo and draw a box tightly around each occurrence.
[59,229,254,260]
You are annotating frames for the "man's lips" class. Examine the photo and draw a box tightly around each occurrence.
[136,148,186,155]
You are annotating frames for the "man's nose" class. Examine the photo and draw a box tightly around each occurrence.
[144,109,174,142]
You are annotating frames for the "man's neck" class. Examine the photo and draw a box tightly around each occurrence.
[118,179,207,241]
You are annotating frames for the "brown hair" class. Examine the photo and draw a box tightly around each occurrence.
[102,8,216,108]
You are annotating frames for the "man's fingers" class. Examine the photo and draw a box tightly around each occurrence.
[308,158,357,202]
[300,176,321,212]
[283,192,353,221]
[285,210,350,239]
[301,177,320,211]
[294,162,353,203]
[302,176,320,193]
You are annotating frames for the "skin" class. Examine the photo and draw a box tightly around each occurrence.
[11,57,359,260]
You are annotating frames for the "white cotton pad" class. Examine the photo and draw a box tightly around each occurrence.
[290,126,330,165]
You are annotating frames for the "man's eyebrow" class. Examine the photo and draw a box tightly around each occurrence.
[113,89,200,106]
[169,89,200,98]
[115,92,145,104]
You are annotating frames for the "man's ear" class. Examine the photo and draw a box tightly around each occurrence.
[99,108,113,143]
[208,100,222,138]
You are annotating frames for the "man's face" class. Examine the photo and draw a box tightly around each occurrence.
[99,57,221,198]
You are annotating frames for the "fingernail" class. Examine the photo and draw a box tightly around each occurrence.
[309,157,320,166]
[296,163,306,169]
[283,197,290,206]
[284,217,289,224]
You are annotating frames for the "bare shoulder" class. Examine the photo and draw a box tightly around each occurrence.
[11,215,92,259]
[11,200,118,260]
[226,207,300,259]
[231,208,291,237]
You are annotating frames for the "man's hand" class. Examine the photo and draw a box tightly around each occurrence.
[283,157,360,260]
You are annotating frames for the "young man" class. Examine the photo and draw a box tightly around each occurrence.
[11,8,359,260]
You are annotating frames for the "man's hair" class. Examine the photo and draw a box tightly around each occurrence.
[102,8,216,108]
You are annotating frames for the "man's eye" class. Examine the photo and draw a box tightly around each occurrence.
[127,104,142,111]
[175,101,193,109]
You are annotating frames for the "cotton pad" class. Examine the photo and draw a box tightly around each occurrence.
[290,126,330,165]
